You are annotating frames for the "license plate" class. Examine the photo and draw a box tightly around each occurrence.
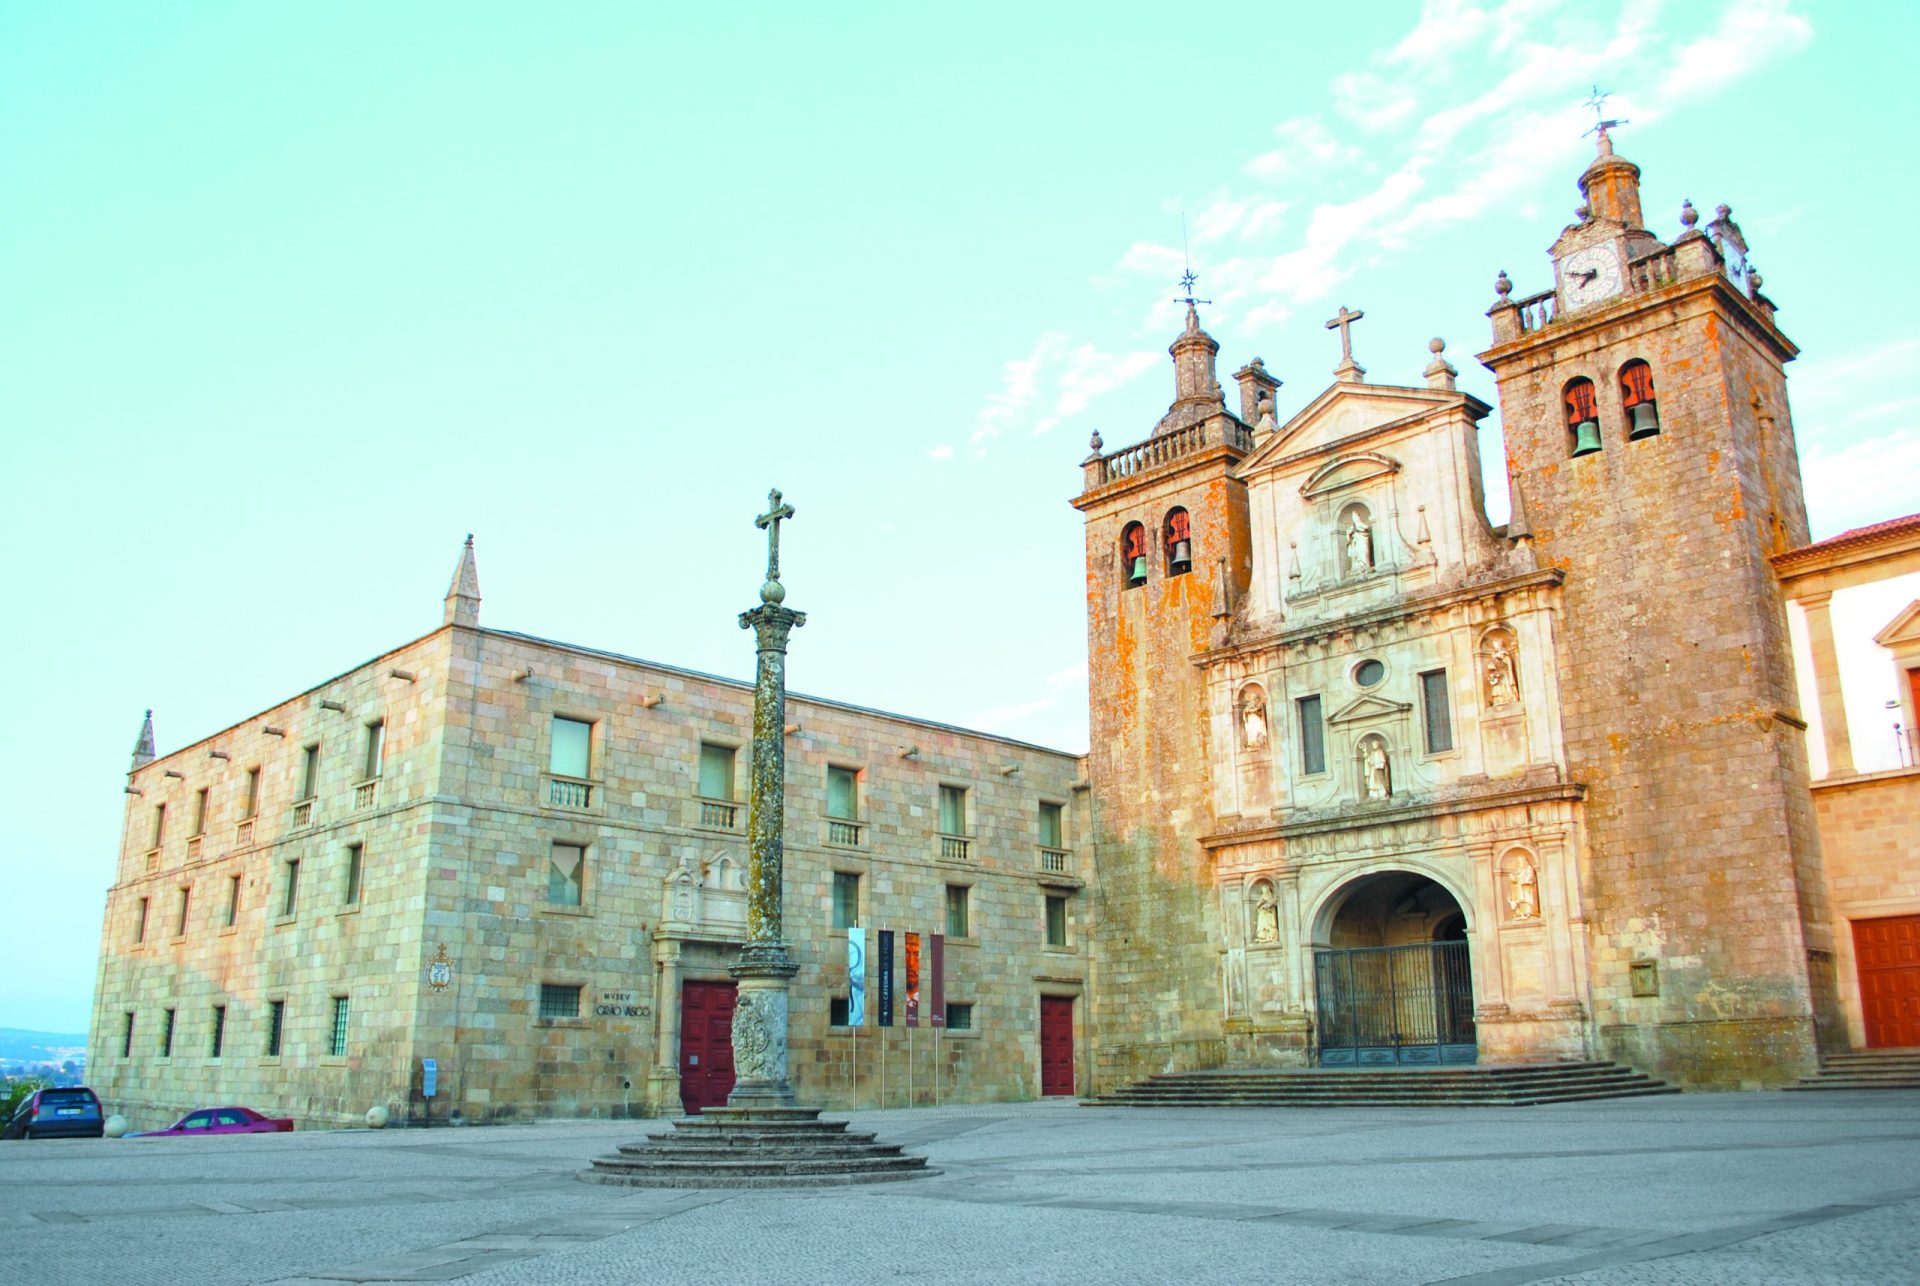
[56,1108,83,1116]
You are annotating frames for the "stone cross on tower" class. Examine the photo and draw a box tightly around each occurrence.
[1326,305,1367,382]
[731,488,807,1107]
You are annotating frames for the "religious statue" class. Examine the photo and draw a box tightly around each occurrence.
[1251,883,1279,944]
[1507,856,1540,920]
[1486,636,1520,706]
[1364,740,1391,800]
[1346,511,1373,573]
[1240,689,1269,749]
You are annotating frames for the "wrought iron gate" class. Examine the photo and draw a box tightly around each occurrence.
[1314,941,1476,1066]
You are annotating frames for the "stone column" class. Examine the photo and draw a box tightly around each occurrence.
[728,490,805,1108]
[1797,591,1854,778]
[647,940,682,1116]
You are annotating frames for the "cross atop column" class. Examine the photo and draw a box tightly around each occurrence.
[1325,305,1368,382]
[755,488,795,603]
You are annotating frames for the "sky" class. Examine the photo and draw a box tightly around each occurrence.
[2,0,1915,1035]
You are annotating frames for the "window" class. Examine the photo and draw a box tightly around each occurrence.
[160,1008,175,1058]
[550,716,592,778]
[832,871,861,929]
[1165,507,1193,575]
[1297,696,1326,775]
[150,803,166,850]
[1038,801,1064,849]
[826,766,858,820]
[945,1002,974,1031]
[363,720,385,780]
[266,1000,285,1056]
[344,844,364,906]
[945,884,970,938]
[1565,377,1601,456]
[225,874,241,926]
[1121,522,1148,588]
[298,745,320,801]
[282,859,301,917]
[175,886,191,936]
[134,897,149,944]
[548,842,585,907]
[1421,669,1454,754]
[698,743,735,800]
[539,983,582,1020]
[1620,359,1660,439]
[329,996,350,1057]
[829,995,850,1027]
[938,785,967,836]
[211,1004,226,1058]
[1354,658,1386,688]
[191,788,210,837]
[121,1012,135,1058]
[244,768,261,818]
[1045,894,1069,947]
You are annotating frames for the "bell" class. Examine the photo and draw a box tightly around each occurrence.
[1171,539,1191,569]
[1571,420,1602,457]
[1129,556,1148,584]
[1628,401,1661,439]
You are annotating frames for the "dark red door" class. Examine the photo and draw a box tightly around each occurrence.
[1040,995,1075,1096]
[680,980,738,1113]
[1855,916,1920,1048]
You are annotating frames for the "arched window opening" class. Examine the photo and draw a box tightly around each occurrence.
[1121,522,1147,589]
[1565,378,1601,457]
[1620,360,1660,440]
[1165,508,1193,576]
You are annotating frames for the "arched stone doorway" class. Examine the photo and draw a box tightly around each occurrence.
[1312,871,1477,1066]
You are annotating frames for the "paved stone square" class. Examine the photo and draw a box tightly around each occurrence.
[4,1092,1916,1284]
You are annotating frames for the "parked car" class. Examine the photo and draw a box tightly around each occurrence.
[2,1087,105,1140]
[127,1106,295,1137]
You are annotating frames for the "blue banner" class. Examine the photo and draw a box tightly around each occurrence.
[847,927,866,1028]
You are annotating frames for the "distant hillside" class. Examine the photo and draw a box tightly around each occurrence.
[0,1028,89,1063]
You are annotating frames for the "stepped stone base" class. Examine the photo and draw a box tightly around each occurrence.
[579,1105,938,1189]
[1783,1049,1920,1092]
[1087,1061,1676,1108]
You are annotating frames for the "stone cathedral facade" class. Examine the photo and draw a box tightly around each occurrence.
[1074,132,1860,1090]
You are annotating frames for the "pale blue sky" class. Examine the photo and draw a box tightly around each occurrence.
[3,1,1914,1033]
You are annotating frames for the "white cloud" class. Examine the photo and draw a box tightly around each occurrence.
[970,332,1160,448]
[1243,117,1363,182]
[1800,426,1920,538]
[1665,0,1812,101]
[926,444,954,461]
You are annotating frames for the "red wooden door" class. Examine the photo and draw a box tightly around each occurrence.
[679,981,738,1114]
[1039,995,1075,1096]
[1855,916,1920,1049]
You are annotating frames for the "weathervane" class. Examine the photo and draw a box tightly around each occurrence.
[1583,84,1628,139]
[1173,214,1210,308]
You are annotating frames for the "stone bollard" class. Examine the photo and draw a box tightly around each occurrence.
[103,1114,128,1138]
[365,1105,389,1129]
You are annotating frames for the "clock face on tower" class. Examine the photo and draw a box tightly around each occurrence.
[1559,246,1623,308]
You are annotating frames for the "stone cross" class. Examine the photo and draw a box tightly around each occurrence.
[1326,306,1367,382]
[755,488,794,603]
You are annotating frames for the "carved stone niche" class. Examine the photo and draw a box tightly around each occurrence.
[1248,877,1280,947]
[1237,683,1271,753]
[1501,847,1540,923]
[1479,626,1522,710]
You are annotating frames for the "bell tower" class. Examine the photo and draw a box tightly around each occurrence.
[1477,127,1839,1086]
[1072,299,1253,1089]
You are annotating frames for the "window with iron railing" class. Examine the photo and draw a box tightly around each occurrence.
[539,983,582,1020]
[826,766,863,844]
[938,785,970,859]
[698,744,738,827]
[329,996,350,1057]
[1037,801,1068,873]
[546,716,595,807]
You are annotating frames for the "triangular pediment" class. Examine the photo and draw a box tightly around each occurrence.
[1237,379,1488,479]
[1327,694,1412,724]
[1874,599,1920,649]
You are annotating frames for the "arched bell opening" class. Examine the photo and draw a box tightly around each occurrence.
[1564,377,1601,457]
[1312,870,1478,1066]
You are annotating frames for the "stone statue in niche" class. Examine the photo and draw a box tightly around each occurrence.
[1363,739,1391,800]
[1345,511,1374,574]
[1506,855,1540,920]
[1485,635,1520,707]
[1251,881,1279,944]
[1239,686,1269,749]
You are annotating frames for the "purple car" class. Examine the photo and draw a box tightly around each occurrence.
[129,1106,295,1137]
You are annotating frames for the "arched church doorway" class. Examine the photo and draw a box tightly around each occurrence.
[1312,871,1477,1066]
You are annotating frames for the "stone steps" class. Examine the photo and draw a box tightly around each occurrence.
[1088,1062,1676,1108]
[1784,1049,1920,1092]
[580,1105,938,1189]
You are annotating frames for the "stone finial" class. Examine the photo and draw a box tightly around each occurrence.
[1423,337,1458,391]
[1083,428,1105,465]
[1679,199,1698,230]
[1575,203,1590,222]
[1716,203,1732,221]
[1416,505,1432,546]
[1507,478,1533,542]
[444,534,482,628]
[131,709,156,773]
[1495,270,1513,300]
[1169,302,1221,407]
[1748,266,1764,292]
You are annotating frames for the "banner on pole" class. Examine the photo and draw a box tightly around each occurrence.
[929,933,945,1028]
[876,929,894,1027]
[905,931,921,1027]
[847,927,866,1028]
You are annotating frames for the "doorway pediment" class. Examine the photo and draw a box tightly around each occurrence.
[1328,694,1412,724]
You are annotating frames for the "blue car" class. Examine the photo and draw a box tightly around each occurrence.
[2,1087,105,1140]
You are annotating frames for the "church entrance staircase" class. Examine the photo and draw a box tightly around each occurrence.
[1783,1050,1920,1092]
[1086,1063,1676,1108]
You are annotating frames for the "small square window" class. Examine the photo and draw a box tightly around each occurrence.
[699,743,736,800]
[826,766,858,820]
[1045,894,1069,948]
[550,717,592,778]
[548,842,585,907]
[539,983,582,1020]
[344,844,364,906]
[945,1002,973,1031]
[945,884,970,938]
[329,996,350,1057]
[829,995,850,1027]
[266,1000,285,1057]
[832,871,861,930]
